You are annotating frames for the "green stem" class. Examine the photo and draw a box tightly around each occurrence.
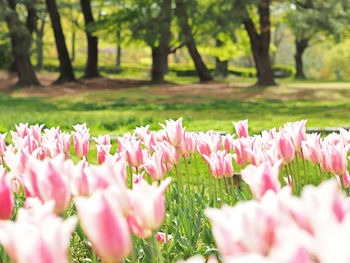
[291,159,299,195]
[284,165,291,186]
[184,156,191,196]
[154,232,164,263]
[213,178,218,208]
[300,151,308,186]
[223,177,231,204]
[219,178,224,207]
[313,165,318,185]
[318,164,324,182]
[339,174,346,192]
[207,165,213,206]
[174,165,183,209]
[128,165,133,189]
[288,163,295,195]
[194,154,200,192]
[148,236,156,263]
[295,154,302,192]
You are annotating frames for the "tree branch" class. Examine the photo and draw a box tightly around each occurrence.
[168,43,185,54]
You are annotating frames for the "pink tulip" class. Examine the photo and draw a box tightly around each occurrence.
[0,204,77,263]
[156,232,167,243]
[157,141,179,165]
[329,144,348,176]
[143,132,157,154]
[283,120,307,153]
[203,151,226,179]
[160,117,185,147]
[302,134,322,164]
[24,134,40,154]
[117,133,133,153]
[75,190,132,262]
[223,134,235,153]
[127,177,171,238]
[0,172,14,220]
[179,132,197,157]
[141,151,166,181]
[234,138,255,165]
[133,171,146,184]
[241,160,282,200]
[124,139,144,167]
[185,132,198,154]
[23,156,71,213]
[321,146,333,173]
[97,144,111,164]
[336,171,350,189]
[61,132,72,155]
[233,119,249,138]
[339,128,350,148]
[70,160,94,197]
[224,153,234,177]
[206,202,279,258]
[87,158,128,189]
[29,124,44,144]
[0,133,7,156]
[72,123,90,155]
[72,128,90,159]
[4,148,30,176]
[276,131,295,164]
[198,131,222,153]
[93,134,111,146]
[15,122,29,138]
[134,125,150,141]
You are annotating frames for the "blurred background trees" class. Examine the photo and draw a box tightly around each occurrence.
[0,0,349,87]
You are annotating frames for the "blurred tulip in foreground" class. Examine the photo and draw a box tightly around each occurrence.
[0,172,14,220]
[75,190,132,262]
[0,205,77,263]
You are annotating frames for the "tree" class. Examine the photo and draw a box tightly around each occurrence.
[175,0,213,82]
[150,0,172,83]
[94,0,174,83]
[46,0,75,83]
[287,0,346,79]
[1,0,41,87]
[234,0,276,86]
[80,0,100,78]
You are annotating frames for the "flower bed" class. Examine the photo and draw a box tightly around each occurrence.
[0,119,349,262]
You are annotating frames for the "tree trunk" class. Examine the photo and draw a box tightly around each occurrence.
[46,0,75,83]
[215,39,228,77]
[80,0,99,78]
[294,38,309,79]
[151,0,171,84]
[36,17,46,70]
[3,0,40,87]
[175,0,213,82]
[242,0,276,86]
[71,32,75,62]
[151,46,169,83]
[116,30,121,69]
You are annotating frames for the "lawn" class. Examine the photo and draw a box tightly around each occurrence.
[1,73,350,136]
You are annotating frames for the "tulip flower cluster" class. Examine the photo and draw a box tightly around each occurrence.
[0,122,173,262]
[0,118,348,262]
[206,180,350,263]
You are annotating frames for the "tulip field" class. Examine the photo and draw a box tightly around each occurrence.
[0,117,349,263]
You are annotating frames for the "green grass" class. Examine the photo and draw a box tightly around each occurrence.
[1,78,350,136]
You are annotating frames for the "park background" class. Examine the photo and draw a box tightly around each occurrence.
[0,0,350,135]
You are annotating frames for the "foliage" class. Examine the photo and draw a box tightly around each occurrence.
[0,24,12,69]
[322,40,350,81]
